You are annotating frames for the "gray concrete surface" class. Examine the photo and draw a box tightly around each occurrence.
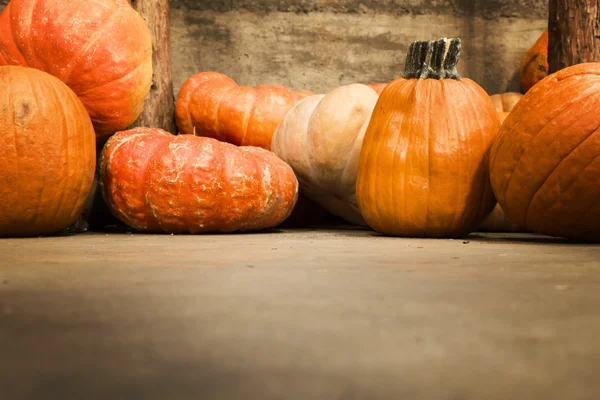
[0,1,547,96]
[1,230,600,399]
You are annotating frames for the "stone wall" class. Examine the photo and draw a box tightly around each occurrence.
[0,0,547,96]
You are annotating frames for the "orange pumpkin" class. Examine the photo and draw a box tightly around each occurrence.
[520,29,548,93]
[100,128,299,233]
[356,38,500,238]
[175,72,308,150]
[0,66,96,237]
[479,92,526,233]
[0,0,153,142]
[490,63,600,242]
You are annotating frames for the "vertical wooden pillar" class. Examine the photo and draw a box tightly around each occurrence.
[82,0,176,231]
[548,0,600,73]
[128,0,176,133]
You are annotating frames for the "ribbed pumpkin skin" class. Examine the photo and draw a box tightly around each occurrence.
[0,66,96,237]
[271,84,379,226]
[0,0,153,142]
[520,29,548,93]
[356,78,500,238]
[490,63,600,242]
[100,128,299,234]
[175,72,308,150]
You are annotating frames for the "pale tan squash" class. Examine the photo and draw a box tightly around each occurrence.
[271,84,379,226]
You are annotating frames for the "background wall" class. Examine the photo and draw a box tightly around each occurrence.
[0,0,548,97]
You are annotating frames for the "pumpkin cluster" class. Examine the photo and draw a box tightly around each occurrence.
[0,0,598,243]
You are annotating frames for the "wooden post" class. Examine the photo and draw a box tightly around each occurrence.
[548,0,600,73]
[128,0,176,133]
[80,0,176,232]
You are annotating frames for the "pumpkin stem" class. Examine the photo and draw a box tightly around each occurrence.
[403,38,461,80]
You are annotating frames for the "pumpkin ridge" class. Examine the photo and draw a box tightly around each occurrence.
[47,76,72,227]
[240,91,258,147]
[443,79,460,235]
[143,138,174,232]
[7,68,20,227]
[75,60,146,97]
[525,126,600,228]
[23,0,41,67]
[549,152,600,217]
[2,3,25,65]
[463,80,493,235]
[211,84,236,140]
[62,7,124,85]
[28,74,47,227]
[571,173,600,234]
[501,86,600,203]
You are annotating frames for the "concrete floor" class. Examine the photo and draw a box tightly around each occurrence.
[1,229,600,399]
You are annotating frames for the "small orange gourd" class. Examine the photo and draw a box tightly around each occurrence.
[356,38,500,238]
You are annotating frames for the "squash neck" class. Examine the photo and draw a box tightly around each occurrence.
[403,38,462,80]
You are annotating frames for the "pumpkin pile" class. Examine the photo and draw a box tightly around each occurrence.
[0,0,598,243]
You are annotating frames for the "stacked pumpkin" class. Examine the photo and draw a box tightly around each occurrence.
[0,0,152,236]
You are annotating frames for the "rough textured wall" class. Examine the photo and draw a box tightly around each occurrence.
[0,0,547,97]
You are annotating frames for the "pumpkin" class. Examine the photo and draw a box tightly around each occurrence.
[0,66,96,237]
[490,63,600,242]
[479,92,526,233]
[0,0,153,142]
[100,127,299,233]
[520,29,548,93]
[175,72,308,150]
[490,92,523,114]
[356,38,500,238]
[271,83,379,226]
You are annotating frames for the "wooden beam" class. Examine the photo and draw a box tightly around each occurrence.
[128,0,176,133]
[548,0,600,73]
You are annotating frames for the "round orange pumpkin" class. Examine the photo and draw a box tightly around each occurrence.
[356,38,500,238]
[520,29,548,93]
[175,72,308,150]
[490,63,600,242]
[100,128,299,233]
[0,66,96,237]
[0,0,153,142]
